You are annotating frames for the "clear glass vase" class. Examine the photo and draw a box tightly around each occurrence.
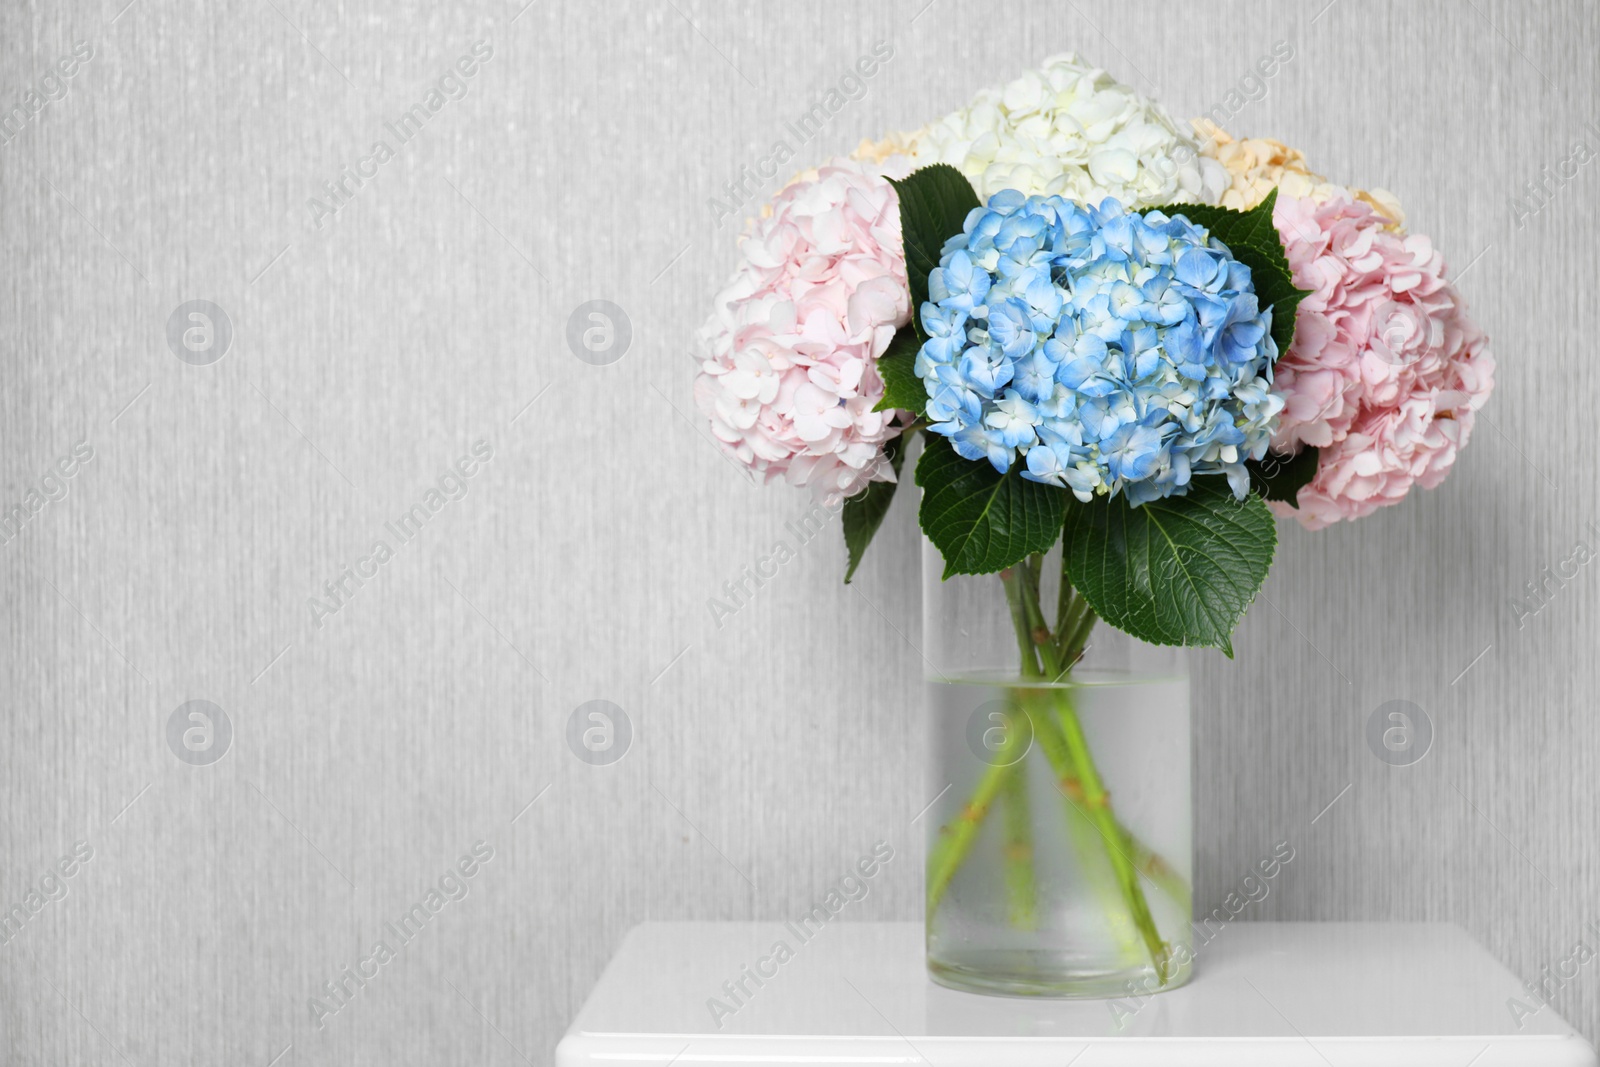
[922,539,1193,998]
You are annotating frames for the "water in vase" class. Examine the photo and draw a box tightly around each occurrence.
[925,670,1192,997]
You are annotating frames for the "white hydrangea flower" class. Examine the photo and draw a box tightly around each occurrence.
[903,53,1227,209]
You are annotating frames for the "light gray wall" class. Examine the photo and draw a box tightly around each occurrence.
[1,0,1594,1062]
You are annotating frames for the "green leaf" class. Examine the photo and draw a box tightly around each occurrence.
[874,166,977,416]
[1246,445,1320,506]
[1151,191,1282,259]
[916,435,1067,578]
[873,327,927,415]
[1061,480,1276,656]
[841,431,910,583]
[887,164,981,335]
[1141,189,1309,356]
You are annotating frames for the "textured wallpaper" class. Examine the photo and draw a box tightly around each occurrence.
[1,0,1595,1063]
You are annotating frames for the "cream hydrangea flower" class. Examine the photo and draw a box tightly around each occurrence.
[1197,125,1406,231]
[882,54,1226,208]
[852,130,919,167]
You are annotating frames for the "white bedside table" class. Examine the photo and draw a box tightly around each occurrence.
[556,921,1596,1066]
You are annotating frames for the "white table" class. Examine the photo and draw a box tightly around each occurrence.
[556,921,1596,1066]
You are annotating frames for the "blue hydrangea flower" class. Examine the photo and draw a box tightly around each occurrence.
[915,192,1284,505]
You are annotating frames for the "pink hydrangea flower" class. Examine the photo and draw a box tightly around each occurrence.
[695,158,912,504]
[1269,193,1494,529]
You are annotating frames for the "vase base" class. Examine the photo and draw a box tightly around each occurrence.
[927,950,1192,999]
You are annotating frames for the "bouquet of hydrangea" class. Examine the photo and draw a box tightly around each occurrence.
[695,55,1491,994]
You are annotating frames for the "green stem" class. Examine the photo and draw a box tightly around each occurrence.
[1019,557,1057,676]
[1055,585,1086,657]
[1025,707,1190,914]
[1059,602,1099,668]
[992,572,1043,927]
[926,564,1190,969]
[1043,559,1184,908]
[1014,561,1061,679]
[1015,562,1172,986]
[1128,831,1190,911]
[1051,684,1171,984]
[925,726,1024,915]
[1001,568,1042,678]
[1025,554,1048,637]
[998,759,1037,930]
[1025,690,1143,961]
[998,567,1042,928]
[928,570,1045,921]
[1055,569,1075,633]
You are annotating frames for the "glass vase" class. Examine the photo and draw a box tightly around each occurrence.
[922,539,1193,998]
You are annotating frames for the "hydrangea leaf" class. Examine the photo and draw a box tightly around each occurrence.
[1247,445,1320,506]
[887,164,981,334]
[873,327,927,415]
[916,435,1067,578]
[1061,480,1276,657]
[1142,189,1309,355]
[842,431,910,583]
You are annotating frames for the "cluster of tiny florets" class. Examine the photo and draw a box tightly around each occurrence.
[916,192,1282,504]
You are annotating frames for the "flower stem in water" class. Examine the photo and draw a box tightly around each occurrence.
[998,759,1037,930]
